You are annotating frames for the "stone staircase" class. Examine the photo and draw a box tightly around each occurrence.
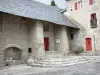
[32,51,100,67]
[33,57,85,67]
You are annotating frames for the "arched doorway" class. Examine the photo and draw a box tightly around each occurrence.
[4,47,22,60]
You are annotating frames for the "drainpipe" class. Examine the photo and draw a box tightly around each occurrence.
[93,34,96,55]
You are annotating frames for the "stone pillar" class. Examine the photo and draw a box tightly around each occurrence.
[35,20,45,59]
[61,26,69,56]
[54,25,69,56]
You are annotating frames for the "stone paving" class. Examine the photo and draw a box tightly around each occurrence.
[0,56,100,75]
[0,62,100,75]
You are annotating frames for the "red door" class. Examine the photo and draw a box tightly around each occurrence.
[75,2,78,10]
[86,38,92,51]
[44,37,49,51]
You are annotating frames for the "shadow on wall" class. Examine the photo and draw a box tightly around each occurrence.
[4,47,22,60]
[70,45,84,54]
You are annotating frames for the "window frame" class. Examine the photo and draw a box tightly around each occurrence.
[90,13,97,28]
[43,25,49,32]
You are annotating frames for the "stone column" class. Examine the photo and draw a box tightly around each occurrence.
[61,26,69,56]
[35,20,45,59]
[54,25,69,56]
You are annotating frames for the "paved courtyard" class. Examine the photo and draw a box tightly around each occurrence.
[0,61,100,75]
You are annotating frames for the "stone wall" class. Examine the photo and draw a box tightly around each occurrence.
[0,13,28,61]
[28,19,37,58]
[0,12,71,61]
[54,25,69,56]
[0,13,46,61]
[54,25,62,52]
[65,0,100,55]
[28,20,45,59]
[67,27,85,52]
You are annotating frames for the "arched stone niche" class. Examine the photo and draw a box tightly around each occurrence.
[4,44,22,60]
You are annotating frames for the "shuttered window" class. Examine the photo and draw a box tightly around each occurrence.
[90,13,97,28]
[78,0,83,9]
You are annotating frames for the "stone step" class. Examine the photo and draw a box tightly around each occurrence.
[40,59,83,63]
[31,56,100,67]
[32,56,88,67]
[42,57,84,62]
[33,60,88,67]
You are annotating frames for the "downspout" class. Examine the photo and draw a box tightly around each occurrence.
[0,12,2,32]
[93,34,96,55]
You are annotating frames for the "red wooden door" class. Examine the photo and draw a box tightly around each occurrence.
[44,37,49,51]
[75,2,78,10]
[86,38,92,51]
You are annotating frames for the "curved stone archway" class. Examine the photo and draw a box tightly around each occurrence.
[4,47,22,60]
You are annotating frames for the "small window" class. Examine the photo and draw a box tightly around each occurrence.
[28,48,32,53]
[44,25,49,32]
[71,33,74,40]
[90,13,97,28]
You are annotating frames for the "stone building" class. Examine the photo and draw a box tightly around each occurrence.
[65,0,100,55]
[0,0,79,62]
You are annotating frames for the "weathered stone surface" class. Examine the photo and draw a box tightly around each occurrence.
[31,56,100,67]
[27,58,34,66]
[0,13,28,61]
[0,57,100,75]
[65,0,100,55]
[54,25,69,56]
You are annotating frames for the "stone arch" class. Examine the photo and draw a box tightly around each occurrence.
[4,44,22,51]
[4,45,22,60]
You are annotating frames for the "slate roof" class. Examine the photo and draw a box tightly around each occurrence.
[0,0,79,28]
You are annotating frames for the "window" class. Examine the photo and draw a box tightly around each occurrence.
[28,48,32,53]
[78,0,83,8]
[44,25,49,32]
[71,33,74,40]
[90,13,97,28]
